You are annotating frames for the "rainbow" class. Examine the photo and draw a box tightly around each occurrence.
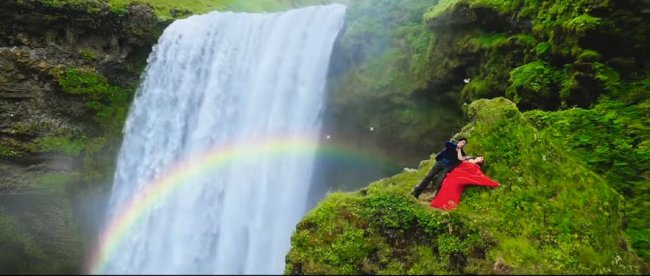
[85,135,396,274]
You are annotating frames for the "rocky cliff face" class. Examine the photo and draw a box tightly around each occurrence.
[0,1,162,273]
[0,1,160,186]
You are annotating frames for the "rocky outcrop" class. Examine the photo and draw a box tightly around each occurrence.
[286,98,646,274]
[0,0,161,182]
[424,0,650,110]
[0,1,163,273]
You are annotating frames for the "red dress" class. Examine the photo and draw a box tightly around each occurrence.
[430,161,500,210]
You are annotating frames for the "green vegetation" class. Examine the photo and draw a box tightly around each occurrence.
[226,0,338,12]
[38,0,105,13]
[423,0,457,20]
[48,66,137,187]
[107,0,231,18]
[414,0,650,264]
[287,98,644,274]
[2,0,648,274]
[525,97,650,261]
[470,33,509,49]
[0,203,81,274]
[0,213,44,273]
[36,0,231,19]
[52,67,131,132]
[506,61,564,110]
[30,172,82,194]
[0,144,21,159]
[37,0,338,19]
[460,79,500,101]
[424,0,649,110]
[325,0,464,165]
[35,0,361,20]
[26,135,86,156]
[78,48,96,62]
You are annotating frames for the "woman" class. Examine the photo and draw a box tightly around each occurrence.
[430,148,500,210]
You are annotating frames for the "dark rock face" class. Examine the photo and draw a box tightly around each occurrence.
[0,48,86,135]
[0,1,164,273]
[0,1,158,50]
[0,0,161,172]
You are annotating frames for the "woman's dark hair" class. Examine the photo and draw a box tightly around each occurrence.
[457,137,468,143]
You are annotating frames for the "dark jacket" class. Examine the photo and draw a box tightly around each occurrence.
[435,141,465,167]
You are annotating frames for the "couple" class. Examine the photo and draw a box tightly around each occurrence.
[412,138,499,210]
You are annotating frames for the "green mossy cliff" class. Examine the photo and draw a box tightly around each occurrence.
[0,0,162,273]
[288,0,650,273]
[324,0,461,167]
[285,98,645,274]
[424,0,649,110]
[417,0,650,263]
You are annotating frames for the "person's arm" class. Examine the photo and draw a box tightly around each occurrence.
[456,147,464,161]
[461,149,470,160]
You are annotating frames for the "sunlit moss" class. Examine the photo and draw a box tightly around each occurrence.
[470,33,509,49]
[33,172,83,194]
[506,61,564,110]
[52,67,131,132]
[525,98,650,261]
[0,144,21,158]
[26,135,87,156]
[37,0,231,19]
[287,98,644,274]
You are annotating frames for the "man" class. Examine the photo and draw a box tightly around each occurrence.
[412,138,469,199]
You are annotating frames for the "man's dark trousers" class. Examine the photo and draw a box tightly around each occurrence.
[412,161,454,198]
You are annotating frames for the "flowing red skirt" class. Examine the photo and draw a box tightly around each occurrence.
[430,161,500,210]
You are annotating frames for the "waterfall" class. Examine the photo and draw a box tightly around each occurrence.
[99,5,346,274]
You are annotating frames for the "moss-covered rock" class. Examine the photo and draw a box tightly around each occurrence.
[323,0,464,167]
[525,96,650,262]
[505,61,564,110]
[415,1,650,263]
[0,0,162,176]
[0,1,163,273]
[423,0,650,110]
[286,98,645,274]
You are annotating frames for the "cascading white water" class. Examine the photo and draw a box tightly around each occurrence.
[102,5,346,274]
